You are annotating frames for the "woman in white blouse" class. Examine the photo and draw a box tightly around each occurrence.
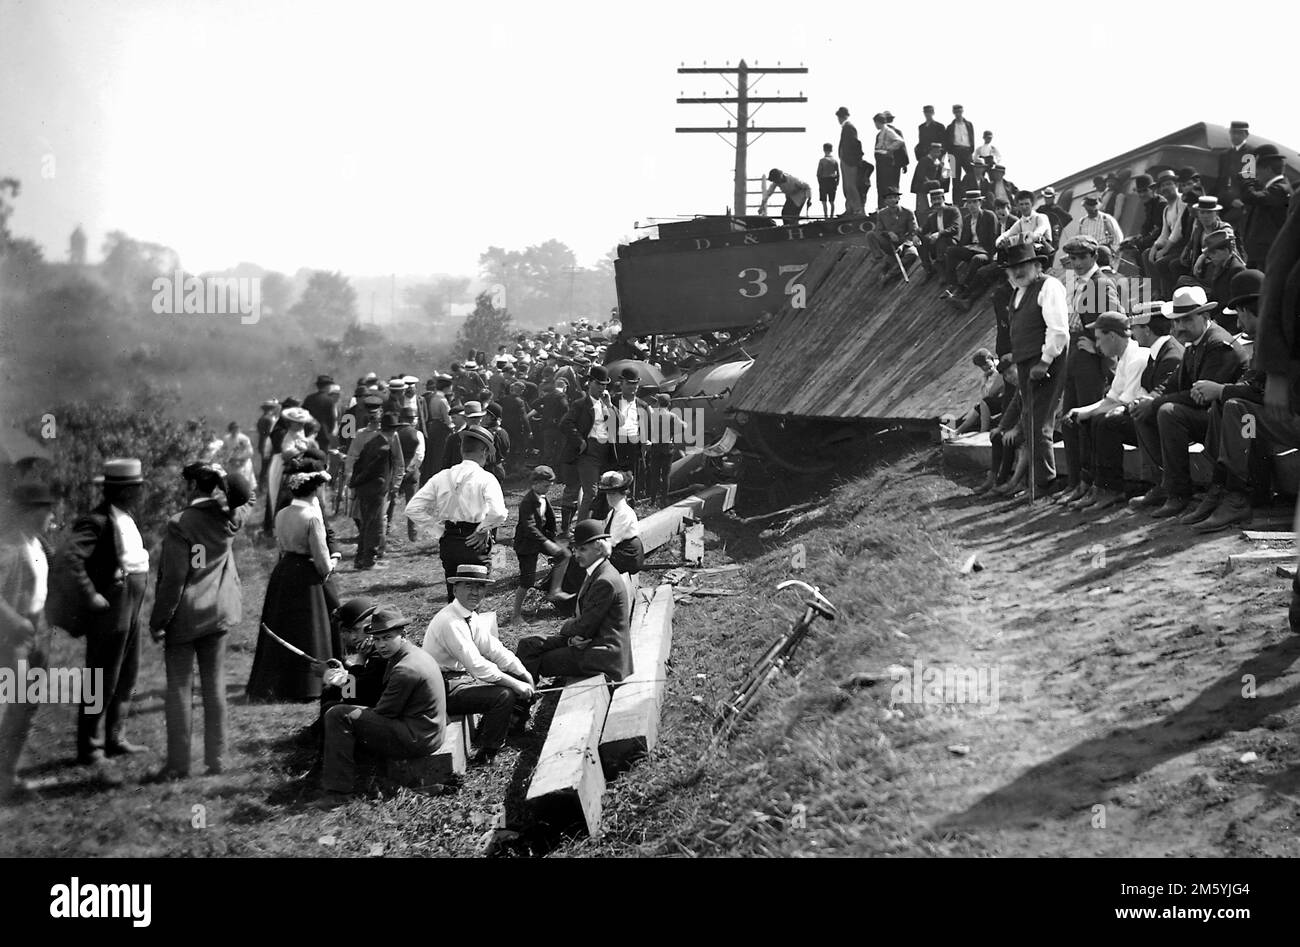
[265,407,312,529]
[246,471,341,701]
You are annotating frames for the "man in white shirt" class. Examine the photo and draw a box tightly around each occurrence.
[1063,313,1150,512]
[758,168,812,226]
[406,427,507,602]
[56,458,152,778]
[1075,196,1124,259]
[0,482,56,802]
[873,113,907,208]
[995,193,1053,250]
[990,245,1070,497]
[422,564,535,764]
[610,367,649,501]
[974,130,1000,168]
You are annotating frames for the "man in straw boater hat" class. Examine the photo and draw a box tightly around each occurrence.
[516,518,633,684]
[315,605,446,809]
[1127,285,1245,519]
[1256,177,1300,630]
[406,421,507,602]
[0,482,58,803]
[422,564,536,766]
[49,458,151,782]
[989,242,1070,498]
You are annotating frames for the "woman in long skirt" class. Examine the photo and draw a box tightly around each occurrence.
[246,471,340,701]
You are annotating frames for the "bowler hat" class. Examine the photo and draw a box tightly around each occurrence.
[1254,143,1283,162]
[619,367,640,382]
[1225,269,1265,309]
[835,106,849,117]
[1083,195,1100,205]
[588,365,611,385]
[1156,170,1177,184]
[92,458,144,485]
[315,374,333,386]
[571,518,611,545]
[380,412,400,429]
[336,596,378,628]
[367,606,410,636]
[1133,174,1154,189]
[449,563,492,584]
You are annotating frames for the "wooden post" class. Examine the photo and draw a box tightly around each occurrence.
[682,519,705,567]
[600,585,675,776]
[734,60,748,216]
[526,676,611,836]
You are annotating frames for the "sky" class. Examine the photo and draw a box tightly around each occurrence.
[3,0,1297,281]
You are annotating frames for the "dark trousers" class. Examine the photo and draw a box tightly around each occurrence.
[573,438,610,521]
[949,146,975,195]
[439,525,491,602]
[321,704,435,793]
[516,634,591,680]
[874,161,900,207]
[1091,411,1140,492]
[870,232,918,268]
[645,446,673,505]
[77,572,146,759]
[1060,343,1108,487]
[353,481,388,567]
[1209,397,1300,493]
[610,441,644,500]
[542,428,564,469]
[1135,401,1209,497]
[163,632,227,774]
[388,474,419,540]
[443,671,527,752]
[1016,354,1068,487]
[919,234,954,274]
[944,245,988,289]
[0,631,45,787]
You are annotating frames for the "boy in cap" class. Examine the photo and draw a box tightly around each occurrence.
[423,564,536,764]
[0,482,57,802]
[817,142,839,218]
[316,605,446,808]
[511,466,562,625]
[316,596,386,725]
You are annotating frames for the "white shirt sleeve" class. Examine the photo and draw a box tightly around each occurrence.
[1038,278,1070,363]
[480,474,508,531]
[405,471,448,539]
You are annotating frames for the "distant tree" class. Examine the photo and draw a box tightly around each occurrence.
[0,177,19,253]
[406,275,472,324]
[100,230,181,293]
[0,237,46,292]
[259,271,294,318]
[289,270,358,334]
[69,225,87,265]
[456,290,514,356]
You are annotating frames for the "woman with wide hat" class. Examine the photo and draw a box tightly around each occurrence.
[263,405,313,535]
[247,470,340,701]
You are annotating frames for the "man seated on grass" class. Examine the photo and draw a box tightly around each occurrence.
[517,519,633,684]
[423,564,536,767]
[315,605,446,810]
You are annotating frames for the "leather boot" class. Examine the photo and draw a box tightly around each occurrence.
[1178,485,1225,526]
[1193,491,1252,533]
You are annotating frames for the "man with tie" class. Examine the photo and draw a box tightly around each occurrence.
[516,519,633,684]
[511,465,561,626]
[559,365,615,532]
[1129,286,1246,518]
[917,184,961,280]
[609,367,651,500]
[405,425,508,602]
[422,564,535,765]
[942,190,999,305]
[944,105,976,198]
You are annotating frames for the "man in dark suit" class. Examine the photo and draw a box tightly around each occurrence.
[1198,229,1247,319]
[516,519,633,683]
[1218,120,1254,233]
[302,374,337,451]
[910,142,948,212]
[836,106,866,216]
[915,105,945,160]
[1129,287,1246,518]
[1036,187,1073,249]
[608,367,651,501]
[559,365,613,532]
[944,104,976,198]
[943,190,1000,312]
[1119,175,1167,277]
[348,409,405,570]
[55,459,151,778]
[917,185,961,279]
[316,606,446,808]
[511,466,561,624]
[1240,144,1293,269]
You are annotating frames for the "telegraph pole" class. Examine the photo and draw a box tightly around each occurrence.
[676,60,807,215]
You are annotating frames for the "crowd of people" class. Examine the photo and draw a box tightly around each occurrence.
[0,315,714,806]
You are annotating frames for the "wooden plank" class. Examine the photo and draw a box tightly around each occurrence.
[1227,548,1297,571]
[681,521,705,567]
[1276,564,1297,579]
[639,484,736,554]
[385,714,470,787]
[1243,530,1296,542]
[526,675,611,836]
[599,585,675,777]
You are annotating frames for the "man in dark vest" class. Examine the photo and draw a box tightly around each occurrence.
[1055,235,1123,506]
[996,244,1070,496]
[1240,144,1293,270]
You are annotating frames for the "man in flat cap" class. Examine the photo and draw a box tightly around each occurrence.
[836,107,866,216]
[759,168,812,226]
[944,105,976,198]
[406,424,507,601]
[917,184,960,280]
[916,106,945,162]
[1240,144,1294,269]
[816,142,840,219]
[1055,235,1123,506]
[315,605,446,809]
[1128,286,1244,518]
[981,165,1018,214]
[1218,120,1254,233]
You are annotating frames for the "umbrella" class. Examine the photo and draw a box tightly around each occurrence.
[604,359,666,388]
[0,425,52,466]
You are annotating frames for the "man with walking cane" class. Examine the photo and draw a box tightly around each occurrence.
[998,243,1070,498]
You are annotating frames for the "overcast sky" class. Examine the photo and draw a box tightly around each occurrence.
[4,0,1297,279]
